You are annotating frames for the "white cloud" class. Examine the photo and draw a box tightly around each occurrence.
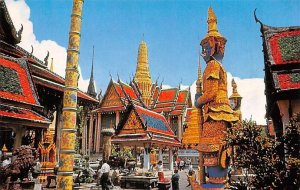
[5,0,92,92]
[189,72,266,125]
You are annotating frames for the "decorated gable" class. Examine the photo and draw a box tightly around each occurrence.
[120,110,145,134]
[264,27,300,65]
[0,56,39,106]
[101,84,123,108]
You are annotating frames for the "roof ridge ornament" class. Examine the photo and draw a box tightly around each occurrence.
[254,8,264,27]
[44,51,49,66]
[17,24,23,41]
[29,45,34,57]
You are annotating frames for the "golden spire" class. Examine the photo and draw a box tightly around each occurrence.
[196,50,203,94]
[2,144,8,152]
[50,58,54,72]
[205,7,223,38]
[134,40,152,106]
[230,79,241,99]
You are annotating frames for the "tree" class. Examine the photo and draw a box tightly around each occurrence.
[226,115,299,189]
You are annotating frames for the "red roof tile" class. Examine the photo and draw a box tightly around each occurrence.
[170,110,183,116]
[176,91,188,104]
[157,88,178,102]
[0,56,39,106]
[113,82,126,98]
[0,104,51,125]
[155,102,174,108]
[120,82,138,99]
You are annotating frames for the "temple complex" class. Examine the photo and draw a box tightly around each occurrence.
[90,40,192,160]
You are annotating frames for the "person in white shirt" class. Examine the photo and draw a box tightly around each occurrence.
[99,160,110,190]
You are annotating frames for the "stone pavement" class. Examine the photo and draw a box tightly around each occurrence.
[42,169,192,190]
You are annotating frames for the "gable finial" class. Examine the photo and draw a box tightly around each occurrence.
[44,51,49,66]
[29,45,34,57]
[254,8,263,27]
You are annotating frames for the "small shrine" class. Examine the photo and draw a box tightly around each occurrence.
[112,104,181,171]
[38,130,56,169]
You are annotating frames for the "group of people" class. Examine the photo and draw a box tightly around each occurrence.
[95,158,194,190]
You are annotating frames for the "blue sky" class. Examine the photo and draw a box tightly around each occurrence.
[6,0,300,124]
[25,0,299,90]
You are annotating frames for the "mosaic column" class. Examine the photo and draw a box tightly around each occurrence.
[57,1,84,189]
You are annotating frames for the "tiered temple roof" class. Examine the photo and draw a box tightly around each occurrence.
[182,107,201,148]
[0,55,51,127]
[256,11,300,133]
[112,104,181,146]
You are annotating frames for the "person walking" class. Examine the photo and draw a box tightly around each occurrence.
[171,169,180,190]
[98,160,110,190]
[157,160,164,182]
[179,160,184,171]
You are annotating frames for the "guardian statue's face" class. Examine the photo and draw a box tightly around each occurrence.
[201,37,226,63]
[201,42,213,63]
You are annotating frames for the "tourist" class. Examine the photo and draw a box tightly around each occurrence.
[98,160,110,190]
[188,163,193,176]
[171,169,180,190]
[179,159,184,171]
[157,160,164,182]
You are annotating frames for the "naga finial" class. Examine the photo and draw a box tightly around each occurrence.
[16,24,23,41]
[29,45,34,57]
[117,73,120,82]
[254,9,263,27]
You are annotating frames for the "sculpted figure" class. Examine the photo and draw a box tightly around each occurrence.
[196,7,239,187]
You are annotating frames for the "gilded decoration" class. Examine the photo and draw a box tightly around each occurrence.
[62,111,76,129]
[60,131,76,150]
[66,52,79,69]
[57,176,73,190]
[59,153,74,172]
[134,41,152,105]
[182,107,201,146]
[58,1,83,189]
[194,7,239,188]
[65,70,79,87]
[63,90,77,108]
[121,111,143,134]
[102,85,123,107]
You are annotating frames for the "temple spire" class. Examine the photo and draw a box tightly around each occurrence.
[87,46,97,98]
[134,40,152,106]
[50,58,54,72]
[205,7,223,38]
[230,79,241,99]
[196,50,203,94]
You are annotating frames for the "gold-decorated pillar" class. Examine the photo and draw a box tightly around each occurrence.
[57,0,84,189]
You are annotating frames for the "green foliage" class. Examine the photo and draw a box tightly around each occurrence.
[226,116,300,189]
